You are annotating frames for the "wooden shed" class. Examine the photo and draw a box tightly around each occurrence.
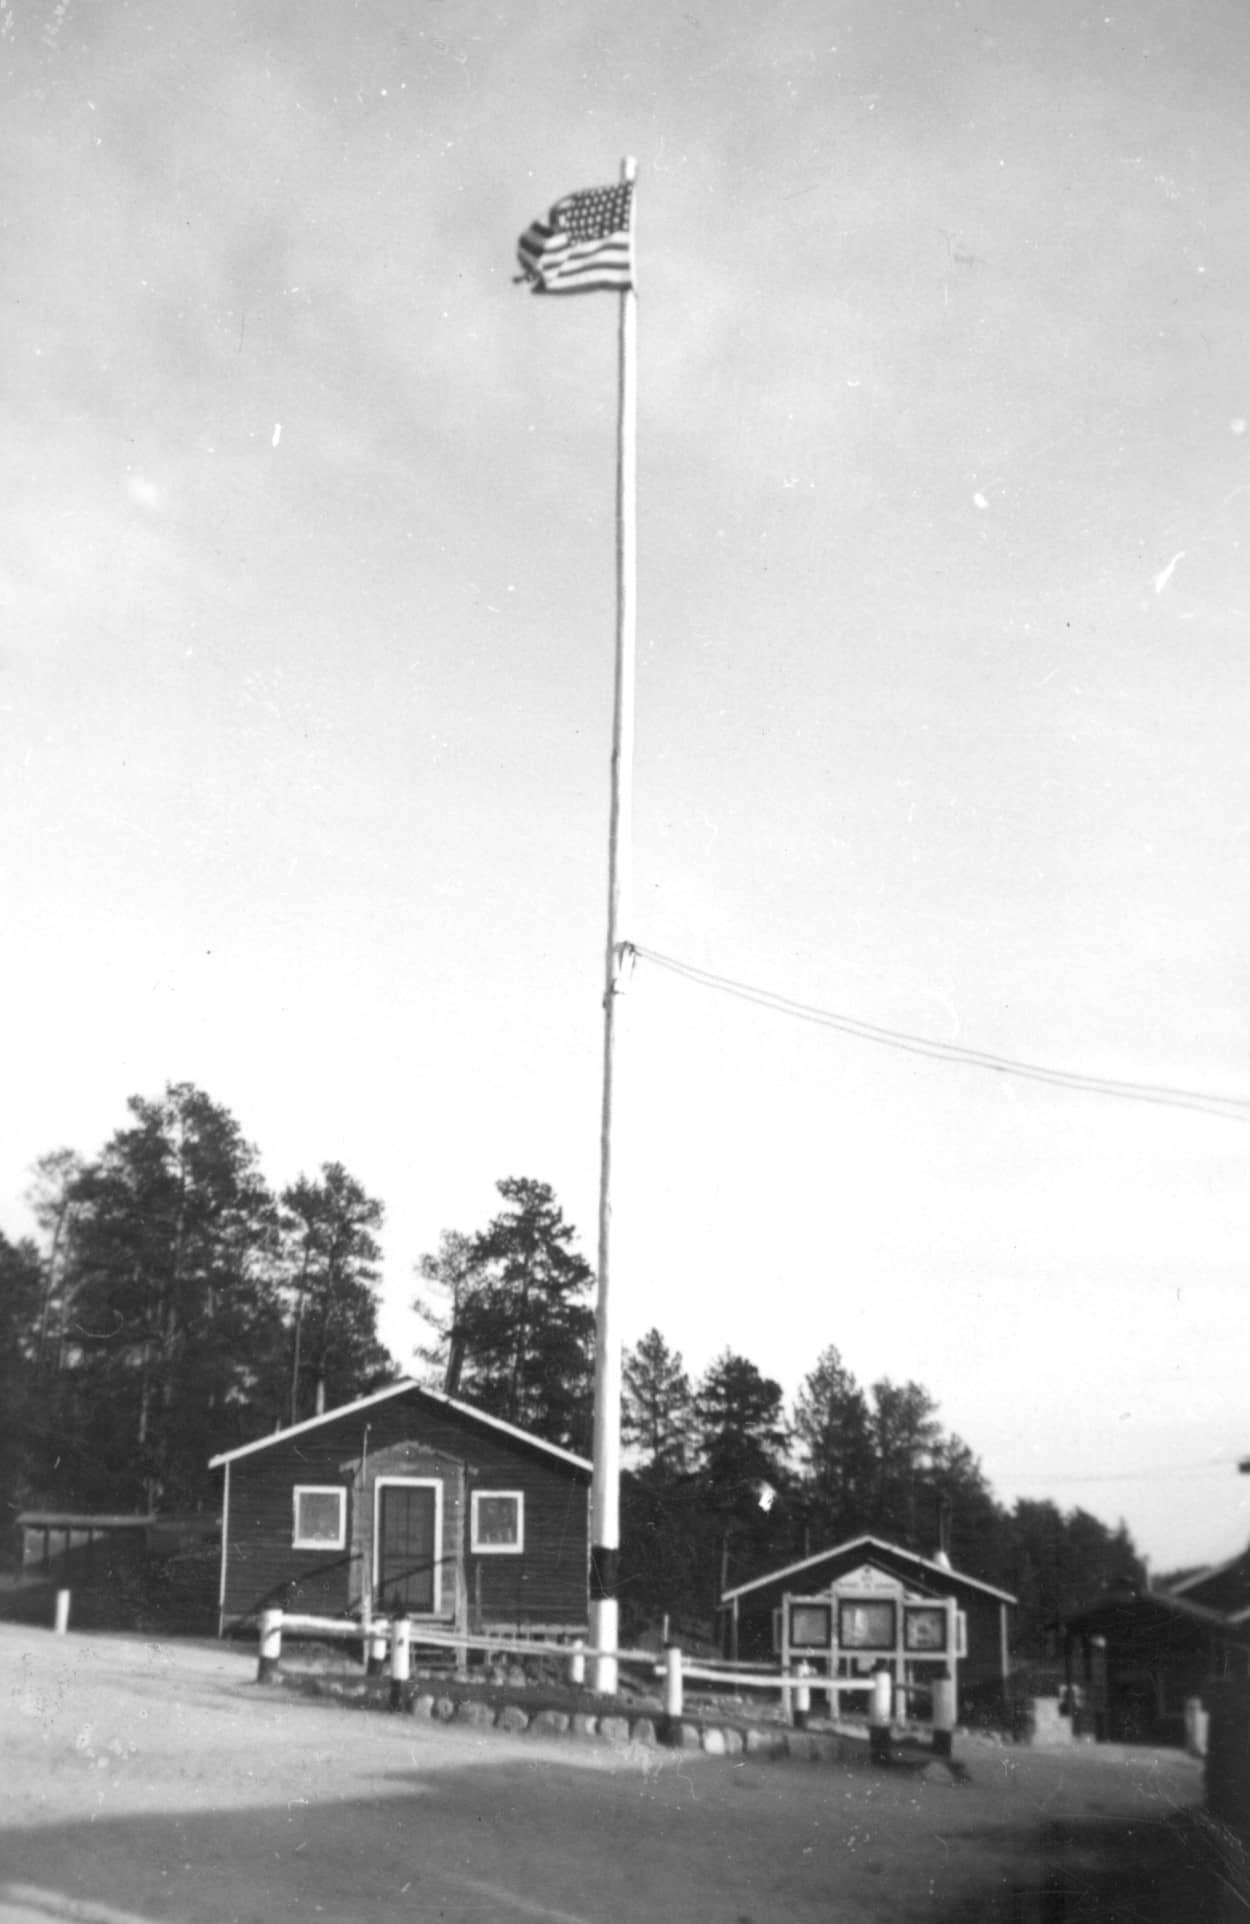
[719,1535,1015,1706]
[1064,1574,1250,1744]
[209,1381,591,1638]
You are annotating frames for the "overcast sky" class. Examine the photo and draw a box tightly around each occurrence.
[3,0,1248,1574]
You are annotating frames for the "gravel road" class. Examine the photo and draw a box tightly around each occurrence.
[0,1624,1225,1923]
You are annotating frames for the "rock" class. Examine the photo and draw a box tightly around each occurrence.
[702,1727,727,1756]
[496,1705,530,1735]
[676,1721,704,1751]
[531,1709,570,1737]
[599,1716,631,1745]
[571,1712,599,1740]
[629,1718,659,1747]
[433,1697,458,1722]
[409,1693,435,1719]
[745,1727,786,1758]
[456,1700,494,1727]
[721,1728,744,1756]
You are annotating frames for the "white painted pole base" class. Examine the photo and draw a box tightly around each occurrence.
[663,1644,683,1722]
[869,1663,893,1763]
[568,1638,586,1688]
[792,1661,812,1730]
[589,1598,618,1696]
[932,1668,956,1757]
[53,1590,71,1636]
[257,1607,283,1683]
[389,1618,412,1710]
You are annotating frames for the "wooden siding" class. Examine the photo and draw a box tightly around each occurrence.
[219,1390,589,1630]
[726,1546,1012,1687]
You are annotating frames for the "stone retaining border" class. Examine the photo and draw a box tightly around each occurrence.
[274,1668,929,1769]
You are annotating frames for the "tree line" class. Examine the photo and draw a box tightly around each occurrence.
[1,1083,394,1517]
[411,1175,1145,1652]
[1,1086,1143,1652]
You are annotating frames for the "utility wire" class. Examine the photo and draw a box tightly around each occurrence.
[998,1464,1238,1485]
[631,944,1250,1127]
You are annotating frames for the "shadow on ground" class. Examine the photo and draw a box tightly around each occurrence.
[0,1744,1243,1924]
[935,1809,1248,1924]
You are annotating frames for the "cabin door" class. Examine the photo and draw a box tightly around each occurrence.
[375,1478,442,1615]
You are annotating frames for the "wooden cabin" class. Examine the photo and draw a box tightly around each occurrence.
[1065,1568,1250,1745]
[719,1535,1015,1717]
[209,1381,591,1638]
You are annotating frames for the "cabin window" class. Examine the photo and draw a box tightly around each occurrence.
[293,1485,346,1550]
[471,1490,524,1554]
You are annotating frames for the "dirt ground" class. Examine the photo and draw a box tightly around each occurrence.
[0,1624,1242,1923]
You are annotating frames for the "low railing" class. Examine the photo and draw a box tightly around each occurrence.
[251,1609,954,1753]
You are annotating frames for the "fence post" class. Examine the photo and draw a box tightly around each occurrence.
[53,1589,71,1636]
[660,1643,684,1741]
[869,1661,893,1764]
[792,1660,812,1731]
[257,1607,283,1684]
[389,1617,412,1710]
[932,1664,956,1758]
[367,1622,389,1677]
[568,1638,586,1688]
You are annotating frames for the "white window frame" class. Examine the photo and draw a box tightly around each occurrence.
[470,1489,525,1555]
[292,1484,347,1551]
[374,1476,444,1615]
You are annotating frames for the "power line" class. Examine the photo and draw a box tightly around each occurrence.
[998,1463,1239,1485]
[631,944,1250,1127]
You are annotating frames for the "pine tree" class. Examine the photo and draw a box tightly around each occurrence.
[623,1328,695,1473]
[279,1163,395,1424]
[695,1350,789,1500]
[54,1083,283,1508]
[413,1178,595,1452]
[792,1344,875,1545]
[868,1377,943,1548]
[0,1230,45,1518]
[412,1229,480,1393]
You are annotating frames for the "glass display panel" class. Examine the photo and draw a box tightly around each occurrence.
[788,1602,832,1648]
[838,1599,896,1649]
[904,1605,948,1652]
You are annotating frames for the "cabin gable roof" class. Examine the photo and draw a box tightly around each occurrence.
[208,1379,591,1476]
[720,1534,1017,1607]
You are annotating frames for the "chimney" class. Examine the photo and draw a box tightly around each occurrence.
[935,1491,953,1567]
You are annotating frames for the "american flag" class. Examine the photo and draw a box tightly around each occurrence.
[515,181,634,295]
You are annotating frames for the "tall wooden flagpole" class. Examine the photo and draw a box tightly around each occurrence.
[590,154,637,1696]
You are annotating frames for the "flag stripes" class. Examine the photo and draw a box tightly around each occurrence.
[516,181,634,295]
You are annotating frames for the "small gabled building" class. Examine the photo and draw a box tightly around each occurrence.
[209,1380,591,1638]
[719,1534,1016,1715]
[1064,1551,1250,1745]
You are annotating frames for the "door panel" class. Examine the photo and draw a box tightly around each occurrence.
[377,1483,438,1613]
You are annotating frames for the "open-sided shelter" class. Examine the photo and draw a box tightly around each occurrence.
[209,1380,591,1638]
